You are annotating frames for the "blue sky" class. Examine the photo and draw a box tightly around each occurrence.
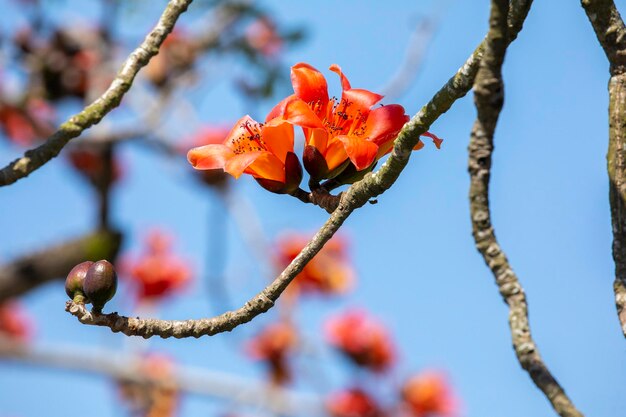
[1,1,625,417]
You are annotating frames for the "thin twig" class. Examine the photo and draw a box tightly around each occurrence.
[0,338,324,417]
[468,1,583,416]
[0,0,193,187]
[581,0,626,338]
[65,1,534,339]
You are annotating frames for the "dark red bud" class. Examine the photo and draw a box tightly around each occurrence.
[255,152,302,194]
[303,145,329,181]
[83,260,117,311]
[65,261,94,302]
[282,151,303,194]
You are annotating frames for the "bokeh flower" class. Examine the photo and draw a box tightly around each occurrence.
[325,309,395,372]
[327,388,383,417]
[123,230,191,302]
[401,371,458,417]
[0,301,33,341]
[276,233,354,297]
[246,321,297,384]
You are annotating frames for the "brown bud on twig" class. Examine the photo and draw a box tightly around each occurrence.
[65,261,94,304]
[83,260,117,312]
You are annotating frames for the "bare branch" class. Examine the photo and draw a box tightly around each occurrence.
[0,0,193,187]
[0,338,324,417]
[581,0,626,338]
[65,1,534,339]
[0,230,122,303]
[468,1,583,416]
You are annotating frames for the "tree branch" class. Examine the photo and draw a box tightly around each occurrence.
[581,0,626,338]
[468,1,583,417]
[0,230,122,303]
[65,0,534,339]
[0,338,324,417]
[0,0,193,187]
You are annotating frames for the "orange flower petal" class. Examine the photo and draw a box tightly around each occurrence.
[187,144,234,170]
[261,120,294,163]
[337,135,379,171]
[307,128,329,154]
[343,88,383,113]
[224,115,261,151]
[247,152,286,182]
[224,151,265,179]
[324,138,349,171]
[291,63,329,104]
[363,104,409,146]
[413,140,425,151]
[329,64,351,91]
[329,64,382,113]
[421,131,443,149]
[283,98,325,129]
[266,94,294,122]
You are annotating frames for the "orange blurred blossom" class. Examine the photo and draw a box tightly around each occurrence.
[0,301,33,341]
[327,388,383,417]
[402,371,458,417]
[325,309,395,372]
[276,233,354,298]
[246,321,297,384]
[123,230,191,302]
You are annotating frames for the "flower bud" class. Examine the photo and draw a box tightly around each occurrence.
[83,260,117,312]
[65,261,94,303]
[303,145,329,181]
[256,152,303,194]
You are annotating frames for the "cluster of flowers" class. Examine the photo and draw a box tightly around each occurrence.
[188,63,442,193]
[243,233,457,417]
[120,231,192,303]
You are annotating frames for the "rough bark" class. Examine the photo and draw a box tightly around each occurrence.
[581,0,626,337]
[468,1,583,416]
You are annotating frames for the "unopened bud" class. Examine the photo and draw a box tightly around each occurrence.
[65,261,94,304]
[83,260,117,312]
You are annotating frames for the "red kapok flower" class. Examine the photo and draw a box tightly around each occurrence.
[327,388,383,417]
[0,301,33,341]
[275,233,354,298]
[188,115,302,194]
[268,63,441,180]
[402,371,458,417]
[123,230,191,302]
[325,309,395,372]
[246,322,297,385]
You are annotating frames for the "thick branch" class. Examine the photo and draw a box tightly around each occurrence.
[66,1,534,339]
[0,338,323,417]
[0,0,193,187]
[0,230,122,303]
[468,1,583,417]
[581,0,626,338]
